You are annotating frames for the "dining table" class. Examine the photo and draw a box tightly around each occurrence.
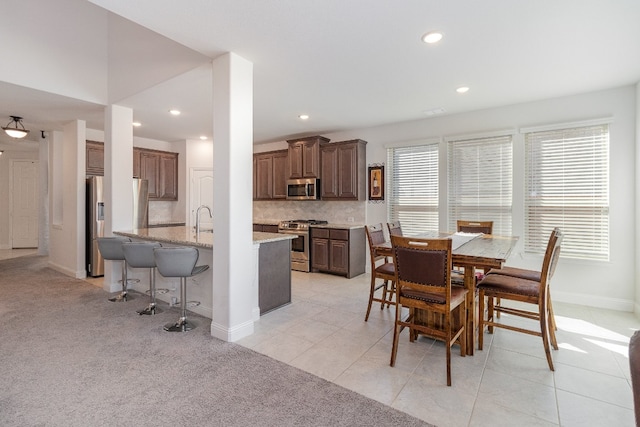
[373,231,519,355]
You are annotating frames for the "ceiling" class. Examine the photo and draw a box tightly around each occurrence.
[2,0,640,148]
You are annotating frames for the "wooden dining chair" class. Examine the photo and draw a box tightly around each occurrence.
[389,235,467,386]
[364,224,396,321]
[386,221,403,237]
[452,220,494,286]
[484,229,560,336]
[477,227,563,370]
[456,220,493,235]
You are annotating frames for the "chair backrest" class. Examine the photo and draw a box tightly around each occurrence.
[391,235,452,307]
[387,221,403,237]
[122,242,162,268]
[154,247,199,278]
[97,236,131,261]
[540,227,563,286]
[457,220,493,235]
[365,224,388,267]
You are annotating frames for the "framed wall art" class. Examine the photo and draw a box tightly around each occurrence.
[368,165,384,201]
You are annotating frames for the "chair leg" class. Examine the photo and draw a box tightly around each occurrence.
[164,277,195,332]
[539,299,554,371]
[478,290,485,350]
[108,261,129,302]
[380,280,388,310]
[446,319,452,386]
[137,267,160,315]
[548,296,559,350]
[460,302,467,357]
[496,297,501,318]
[390,301,402,367]
[487,296,495,334]
[365,275,376,321]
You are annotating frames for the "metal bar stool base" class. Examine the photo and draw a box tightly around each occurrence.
[137,303,161,315]
[164,318,195,332]
[108,292,133,302]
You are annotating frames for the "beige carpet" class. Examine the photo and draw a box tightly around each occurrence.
[0,255,433,427]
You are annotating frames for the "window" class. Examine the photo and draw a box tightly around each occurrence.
[447,134,513,235]
[524,123,609,261]
[387,142,439,235]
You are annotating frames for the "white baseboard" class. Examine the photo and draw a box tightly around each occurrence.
[47,260,81,278]
[553,290,634,312]
[210,319,255,342]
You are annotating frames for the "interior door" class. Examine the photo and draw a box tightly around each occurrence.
[11,160,39,248]
[190,168,214,228]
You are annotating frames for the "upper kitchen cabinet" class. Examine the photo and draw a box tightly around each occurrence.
[287,136,330,179]
[86,143,178,201]
[140,149,178,201]
[254,149,288,200]
[320,139,367,200]
[86,140,105,176]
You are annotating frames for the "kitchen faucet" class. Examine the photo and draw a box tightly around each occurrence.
[195,205,212,235]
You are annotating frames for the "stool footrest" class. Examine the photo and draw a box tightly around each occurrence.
[164,317,195,332]
[137,303,161,315]
[108,291,132,302]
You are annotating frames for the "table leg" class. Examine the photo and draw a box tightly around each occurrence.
[464,266,476,355]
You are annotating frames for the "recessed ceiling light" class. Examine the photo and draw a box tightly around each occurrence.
[169,109,181,116]
[422,32,443,44]
[298,114,309,120]
[200,136,208,140]
[132,122,141,127]
[456,86,470,94]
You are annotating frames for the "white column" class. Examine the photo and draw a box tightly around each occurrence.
[38,132,49,256]
[211,52,255,341]
[103,105,133,292]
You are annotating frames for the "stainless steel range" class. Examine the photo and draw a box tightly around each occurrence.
[278,219,328,272]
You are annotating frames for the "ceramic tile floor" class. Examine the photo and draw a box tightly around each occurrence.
[3,249,634,426]
[238,270,639,427]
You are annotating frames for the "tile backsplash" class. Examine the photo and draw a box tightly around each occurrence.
[253,200,366,224]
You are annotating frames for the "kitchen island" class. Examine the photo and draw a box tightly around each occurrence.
[114,226,294,320]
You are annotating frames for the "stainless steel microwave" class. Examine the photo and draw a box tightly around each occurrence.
[286,178,320,200]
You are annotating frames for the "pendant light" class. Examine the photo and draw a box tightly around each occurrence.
[2,116,30,138]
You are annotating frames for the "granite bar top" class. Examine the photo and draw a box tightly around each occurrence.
[311,223,365,230]
[114,226,294,249]
[252,219,282,226]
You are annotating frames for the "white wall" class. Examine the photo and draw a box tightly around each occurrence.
[319,85,636,311]
[0,0,108,104]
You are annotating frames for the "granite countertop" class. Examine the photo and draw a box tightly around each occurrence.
[311,223,365,230]
[114,226,294,249]
[252,219,282,226]
[253,219,365,230]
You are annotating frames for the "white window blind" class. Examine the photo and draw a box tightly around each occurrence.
[447,135,513,235]
[387,143,439,235]
[524,124,609,261]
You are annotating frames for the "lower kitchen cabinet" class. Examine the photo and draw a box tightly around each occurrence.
[253,223,280,233]
[310,227,365,278]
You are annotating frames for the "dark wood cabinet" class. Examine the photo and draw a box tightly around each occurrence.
[320,139,367,200]
[253,223,280,233]
[254,149,288,200]
[310,227,366,278]
[86,142,178,201]
[287,136,329,179]
[158,152,178,200]
[86,140,105,176]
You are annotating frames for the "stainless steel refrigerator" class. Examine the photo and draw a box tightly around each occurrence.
[86,177,149,277]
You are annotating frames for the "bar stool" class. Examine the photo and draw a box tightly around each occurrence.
[97,236,137,302]
[154,246,210,332]
[122,241,164,315]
